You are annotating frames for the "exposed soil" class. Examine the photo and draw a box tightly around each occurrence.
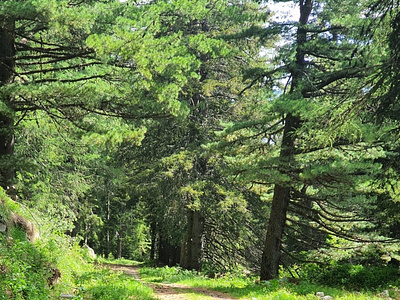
[106,264,237,300]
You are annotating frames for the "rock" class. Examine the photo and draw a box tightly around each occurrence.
[381,290,390,297]
[242,269,251,276]
[84,244,96,259]
[0,223,6,232]
[11,213,37,241]
[380,290,393,299]
[316,294,333,300]
[47,266,61,286]
[60,294,76,299]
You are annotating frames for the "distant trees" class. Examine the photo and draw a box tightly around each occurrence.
[91,0,269,270]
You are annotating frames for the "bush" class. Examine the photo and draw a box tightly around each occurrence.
[0,228,50,299]
[301,263,399,290]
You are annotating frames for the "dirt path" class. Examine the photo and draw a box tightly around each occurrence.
[106,264,237,300]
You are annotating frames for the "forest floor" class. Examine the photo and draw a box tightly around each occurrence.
[106,264,237,300]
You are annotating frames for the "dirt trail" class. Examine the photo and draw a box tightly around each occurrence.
[106,264,237,300]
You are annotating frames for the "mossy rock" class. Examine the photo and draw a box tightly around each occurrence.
[0,187,37,241]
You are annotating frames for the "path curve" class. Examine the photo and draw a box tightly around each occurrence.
[105,264,237,300]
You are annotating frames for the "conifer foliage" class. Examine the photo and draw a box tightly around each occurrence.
[1,0,400,287]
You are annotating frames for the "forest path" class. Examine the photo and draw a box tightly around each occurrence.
[106,264,237,300]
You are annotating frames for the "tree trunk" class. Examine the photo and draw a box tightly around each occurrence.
[180,209,204,271]
[180,209,193,269]
[180,234,189,268]
[189,210,204,270]
[150,221,157,260]
[260,114,299,280]
[117,232,122,259]
[260,0,313,281]
[158,234,168,265]
[0,17,16,188]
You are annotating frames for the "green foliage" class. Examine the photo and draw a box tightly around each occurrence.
[0,190,50,299]
[0,186,157,299]
[3,0,400,292]
[300,263,400,290]
[76,269,156,300]
[139,265,387,300]
[0,229,50,300]
[140,265,203,283]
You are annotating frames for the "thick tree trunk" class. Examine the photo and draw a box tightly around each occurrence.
[180,209,193,269]
[189,210,204,270]
[260,0,313,281]
[0,115,15,187]
[180,233,189,268]
[180,209,204,271]
[260,114,298,280]
[0,17,16,188]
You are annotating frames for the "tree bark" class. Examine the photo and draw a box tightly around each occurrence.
[260,115,298,280]
[158,234,168,264]
[189,210,204,270]
[260,0,313,281]
[150,221,157,260]
[117,232,122,259]
[180,209,193,269]
[0,17,16,188]
[180,209,204,271]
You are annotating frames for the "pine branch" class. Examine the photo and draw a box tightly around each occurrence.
[16,51,95,63]
[32,74,107,83]
[15,62,102,76]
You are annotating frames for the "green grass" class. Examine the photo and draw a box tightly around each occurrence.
[76,268,157,300]
[138,265,393,300]
[95,257,144,266]
[0,189,157,300]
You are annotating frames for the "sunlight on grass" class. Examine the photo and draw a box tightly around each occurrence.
[96,257,144,266]
[138,266,387,300]
[78,267,157,300]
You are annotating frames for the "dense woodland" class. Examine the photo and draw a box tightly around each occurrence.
[2,0,400,286]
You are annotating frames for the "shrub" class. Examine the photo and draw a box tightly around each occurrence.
[301,263,399,290]
[0,228,50,299]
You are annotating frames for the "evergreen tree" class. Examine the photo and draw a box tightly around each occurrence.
[215,0,390,279]
[92,0,269,270]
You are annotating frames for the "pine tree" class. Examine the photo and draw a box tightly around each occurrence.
[93,0,269,270]
[215,0,387,279]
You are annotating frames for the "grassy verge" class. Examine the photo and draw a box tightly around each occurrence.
[95,257,144,266]
[0,188,157,300]
[138,265,397,300]
[49,249,157,299]
[75,267,156,300]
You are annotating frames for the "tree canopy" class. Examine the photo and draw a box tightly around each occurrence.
[1,0,400,281]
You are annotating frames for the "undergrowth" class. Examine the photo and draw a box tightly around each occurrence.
[139,265,400,300]
[0,188,156,300]
[75,268,156,300]
[0,228,50,299]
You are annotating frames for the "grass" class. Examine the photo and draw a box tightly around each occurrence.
[138,265,396,300]
[95,257,144,266]
[75,267,157,300]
